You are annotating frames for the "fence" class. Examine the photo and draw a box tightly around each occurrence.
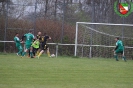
[1,41,133,60]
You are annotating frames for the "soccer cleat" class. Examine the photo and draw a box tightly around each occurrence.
[31,56,34,58]
[116,59,119,61]
[124,60,127,62]
[16,53,19,56]
[37,56,40,59]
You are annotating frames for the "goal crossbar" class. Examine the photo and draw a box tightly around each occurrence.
[76,22,133,26]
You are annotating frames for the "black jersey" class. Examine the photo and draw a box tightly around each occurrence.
[41,36,49,44]
[36,35,42,42]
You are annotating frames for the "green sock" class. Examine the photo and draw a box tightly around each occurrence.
[22,52,26,56]
[30,52,33,57]
[122,56,126,61]
[114,55,118,61]
[18,49,23,56]
[17,52,21,55]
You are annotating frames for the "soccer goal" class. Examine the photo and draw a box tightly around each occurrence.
[75,22,133,59]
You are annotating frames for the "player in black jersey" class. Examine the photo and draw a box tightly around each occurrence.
[37,33,51,59]
[36,31,42,42]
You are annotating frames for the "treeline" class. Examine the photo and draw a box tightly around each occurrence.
[1,0,133,41]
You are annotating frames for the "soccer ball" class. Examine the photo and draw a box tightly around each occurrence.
[50,54,55,57]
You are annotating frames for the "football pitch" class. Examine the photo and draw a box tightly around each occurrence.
[0,53,133,88]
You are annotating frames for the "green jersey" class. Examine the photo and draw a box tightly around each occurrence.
[24,33,34,45]
[14,36,21,47]
[116,40,124,51]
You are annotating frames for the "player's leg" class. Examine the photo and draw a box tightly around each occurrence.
[16,46,20,56]
[42,45,51,57]
[28,49,30,57]
[29,46,34,58]
[22,45,30,56]
[22,48,28,56]
[36,49,41,56]
[36,43,41,56]
[121,51,126,62]
[38,50,44,59]
[18,45,23,56]
[34,48,39,56]
[46,47,50,57]
[114,50,119,61]
[38,44,45,58]
[114,54,118,61]
[32,48,35,57]
[32,47,36,57]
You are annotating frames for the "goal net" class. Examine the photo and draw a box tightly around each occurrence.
[75,22,133,59]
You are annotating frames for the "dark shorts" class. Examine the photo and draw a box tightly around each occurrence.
[33,47,39,51]
[115,49,123,54]
[39,43,42,49]
[41,44,48,50]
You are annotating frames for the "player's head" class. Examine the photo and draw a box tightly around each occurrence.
[38,31,41,35]
[115,37,119,41]
[15,33,19,36]
[29,29,34,33]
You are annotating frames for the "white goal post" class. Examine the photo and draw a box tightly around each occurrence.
[75,22,133,58]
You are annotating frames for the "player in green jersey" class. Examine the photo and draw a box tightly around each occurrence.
[22,29,35,58]
[14,33,23,56]
[113,37,126,61]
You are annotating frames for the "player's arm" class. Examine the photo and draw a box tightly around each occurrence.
[114,45,118,50]
[113,44,118,52]
[33,39,38,45]
[14,38,17,42]
[114,42,119,51]
[112,45,118,54]
[21,34,26,43]
[44,36,51,40]
[33,35,35,39]
[49,36,51,40]
[45,35,51,40]
[22,35,25,41]
[114,42,119,50]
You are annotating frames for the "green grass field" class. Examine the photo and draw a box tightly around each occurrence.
[0,53,133,88]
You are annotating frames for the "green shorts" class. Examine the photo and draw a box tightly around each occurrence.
[115,49,123,54]
[16,45,23,50]
[25,44,31,49]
